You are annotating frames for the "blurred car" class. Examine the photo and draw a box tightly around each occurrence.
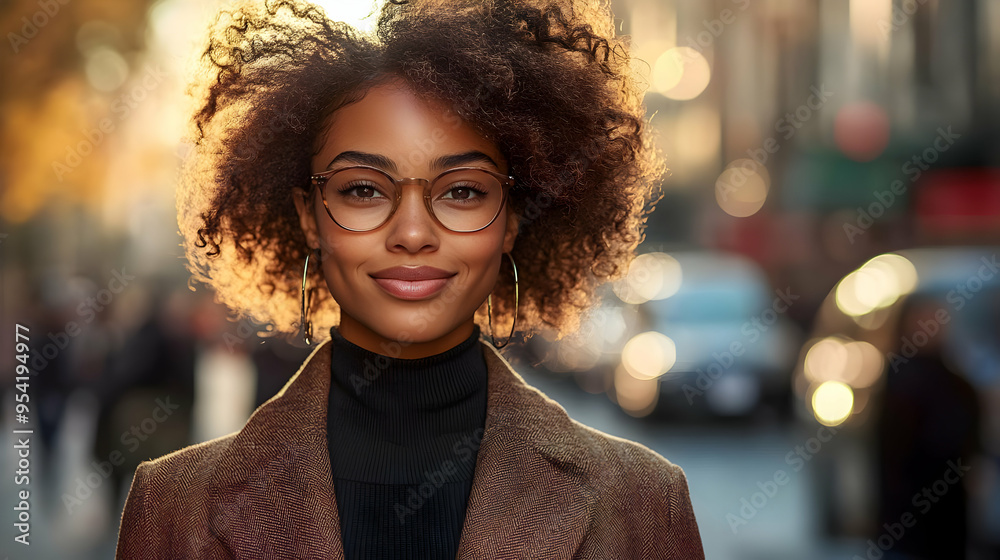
[792,246,1000,426]
[636,251,800,421]
[529,250,801,422]
[790,246,1000,545]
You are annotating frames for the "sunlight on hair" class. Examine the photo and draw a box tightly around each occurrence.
[311,0,380,33]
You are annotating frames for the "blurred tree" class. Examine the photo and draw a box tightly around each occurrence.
[0,0,155,223]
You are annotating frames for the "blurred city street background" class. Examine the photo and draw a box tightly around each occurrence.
[1,0,999,558]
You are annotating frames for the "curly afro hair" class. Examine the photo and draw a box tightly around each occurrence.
[178,0,665,344]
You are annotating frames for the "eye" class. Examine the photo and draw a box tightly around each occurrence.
[441,183,488,201]
[337,180,388,199]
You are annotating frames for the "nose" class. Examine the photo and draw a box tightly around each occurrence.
[383,182,440,252]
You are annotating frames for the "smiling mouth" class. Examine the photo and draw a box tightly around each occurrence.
[370,276,453,300]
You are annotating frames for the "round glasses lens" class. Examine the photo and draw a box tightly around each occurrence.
[323,167,395,230]
[430,169,504,232]
[320,167,505,232]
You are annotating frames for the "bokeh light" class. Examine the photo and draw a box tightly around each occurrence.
[804,336,885,388]
[652,47,684,92]
[726,158,771,188]
[835,253,919,317]
[715,164,769,217]
[812,381,855,426]
[804,337,850,383]
[674,104,721,169]
[556,338,602,371]
[84,47,129,92]
[613,252,683,304]
[653,47,711,100]
[614,363,659,417]
[621,331,677,380]
[834,101,891,161]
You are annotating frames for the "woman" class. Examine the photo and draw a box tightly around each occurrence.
[115,0,705,557]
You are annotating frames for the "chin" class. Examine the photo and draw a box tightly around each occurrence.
[360,311,456,343]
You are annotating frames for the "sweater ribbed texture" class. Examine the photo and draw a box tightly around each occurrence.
[326,324,488,559]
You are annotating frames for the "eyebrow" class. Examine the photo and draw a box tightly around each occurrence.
[326,150,501,173]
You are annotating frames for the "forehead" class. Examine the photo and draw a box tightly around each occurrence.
[315,79,505,173]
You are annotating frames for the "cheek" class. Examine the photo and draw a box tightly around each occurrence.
[316,227,371,286]
[315,217,359,259]
[459,230,506,283]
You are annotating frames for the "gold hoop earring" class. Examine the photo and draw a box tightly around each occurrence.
[300,248,317,346]
[487,252,518,349]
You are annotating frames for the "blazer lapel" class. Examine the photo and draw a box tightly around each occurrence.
[456,342,594,559]
[206,339,345,559]
[206,336,593,559]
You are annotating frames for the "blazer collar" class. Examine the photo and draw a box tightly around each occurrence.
[206,337,595,559]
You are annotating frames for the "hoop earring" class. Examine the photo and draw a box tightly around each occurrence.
[487,252,518,349]
[300,248,317,346]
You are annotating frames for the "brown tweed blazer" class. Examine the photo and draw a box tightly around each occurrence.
[115,337,705,559]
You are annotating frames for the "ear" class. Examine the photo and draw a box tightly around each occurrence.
[501,205,520,254]
[292,188,322,251]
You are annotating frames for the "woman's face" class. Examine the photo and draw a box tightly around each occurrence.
[293,78,518,358]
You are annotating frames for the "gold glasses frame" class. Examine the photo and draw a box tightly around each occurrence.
[308,165,516,233]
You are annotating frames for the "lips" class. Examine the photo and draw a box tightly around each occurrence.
[370,266,456,281]
[369,266,457,300]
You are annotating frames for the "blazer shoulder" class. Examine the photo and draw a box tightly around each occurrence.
[137,430,238,483]
[116,432,238,559]
[561,419,706,558]
[566,417,689,489]
[502,365,689,488]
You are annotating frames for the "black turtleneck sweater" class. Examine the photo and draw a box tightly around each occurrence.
[326,324,489,559]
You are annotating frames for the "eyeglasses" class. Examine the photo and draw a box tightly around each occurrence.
[309,165,515,233]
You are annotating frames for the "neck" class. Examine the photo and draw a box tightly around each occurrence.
[336,314,477,359]
[326,322,488,480]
